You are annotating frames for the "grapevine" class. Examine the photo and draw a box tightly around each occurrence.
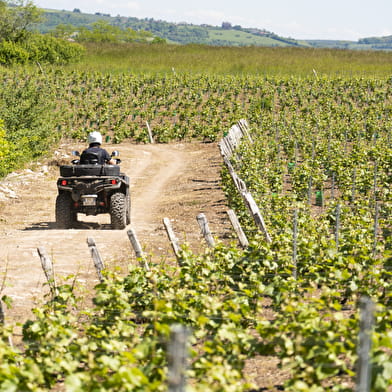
[0,67,391,390]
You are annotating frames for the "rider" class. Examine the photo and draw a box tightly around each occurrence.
[81,131,116,165]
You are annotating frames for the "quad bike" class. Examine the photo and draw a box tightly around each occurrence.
[55,150,130,229]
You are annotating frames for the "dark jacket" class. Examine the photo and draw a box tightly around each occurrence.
[81,145,111,164]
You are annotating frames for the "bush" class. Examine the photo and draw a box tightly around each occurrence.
[0,35,84,65]
[0,40,29,64]
[0,119,15,176]
[0,73,59,177]
[24,34,85,64]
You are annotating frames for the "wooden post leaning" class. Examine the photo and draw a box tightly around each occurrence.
[226,209,249,248]
[127,228,150,271]
[222,156,271,243]
[242,192,272,243]
[219,120,272,244]
[37,246,58,296]
[237,119,253,143]
[163,218,181,262]
[87,237,105,282]
[222,156,248,194]
[146,121,154,144]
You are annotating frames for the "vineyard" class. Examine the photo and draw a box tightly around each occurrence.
[0,66,391,391]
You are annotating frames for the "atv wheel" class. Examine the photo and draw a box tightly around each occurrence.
[110,192,127,229]
[55,193,74,229]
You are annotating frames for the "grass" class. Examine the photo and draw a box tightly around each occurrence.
[63,43,392,77]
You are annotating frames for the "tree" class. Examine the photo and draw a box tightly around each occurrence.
[76,21,157,44]
[50,23,76,40]
[77,21,121,42]
[0,0,42,42]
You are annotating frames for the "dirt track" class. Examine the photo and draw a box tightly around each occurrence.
[0,141,230,323]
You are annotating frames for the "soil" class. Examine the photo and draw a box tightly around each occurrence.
[0,141,231,323]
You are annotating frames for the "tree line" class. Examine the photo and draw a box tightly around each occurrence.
[0,0,84,65]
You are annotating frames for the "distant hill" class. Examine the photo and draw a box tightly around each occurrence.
[301,37,392,51]
[37,8,392,50]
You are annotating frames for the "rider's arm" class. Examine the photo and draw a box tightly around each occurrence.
[103,149,116,165]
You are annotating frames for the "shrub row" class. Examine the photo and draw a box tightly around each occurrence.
[0,35,84,65]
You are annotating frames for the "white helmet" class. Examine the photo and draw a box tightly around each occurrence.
[88,131,102,145]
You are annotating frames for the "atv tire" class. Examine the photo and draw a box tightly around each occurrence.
[55,193,75,229]
[110,192,127,230]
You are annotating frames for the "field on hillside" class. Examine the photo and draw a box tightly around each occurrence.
[0,45,391,391]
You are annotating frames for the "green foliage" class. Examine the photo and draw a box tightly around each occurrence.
[1,66,392,180]
[0,39,29,64]
[0,34,84,65]
[0,62,391,389]
[49,23,76,40]
[0,0,42,43]
[77,20,156,44]
[23,33,85,63]
[0,72,59,175]
[0,0,83,65]
[258,292,358,391]
[0,119,15,176]
[0,235,390,390]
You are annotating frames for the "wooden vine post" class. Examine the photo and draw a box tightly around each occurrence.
[127,228,150,271]
[146,121,154,144]
[223,156,247,194]
[335,204,341,249]
[226,209,249,248]
[352,168,357,201]
[243,192,272,243]
[0,300,4,325]
[373,161,378,199]
[238,118,253,143]
[168,324,190,392]
[219,120,272,244]
[373,201,379,258]
[37,246,58,296]
[87,237,105,282]
[0,297,13,348]
[356,296,375,392]
[292,209,298,279]
[331,172,336,200]
[196,213,215,247]
[163,218,181,261]
[307,176,313,205]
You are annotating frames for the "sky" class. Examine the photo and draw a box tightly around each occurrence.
[35,0,392,41]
